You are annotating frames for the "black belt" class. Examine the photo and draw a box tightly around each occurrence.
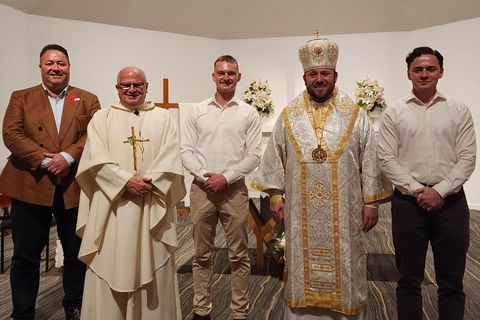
[420,183,437,188]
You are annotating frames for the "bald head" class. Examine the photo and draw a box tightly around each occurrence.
[117,66,147,84]
[115,66,149,107]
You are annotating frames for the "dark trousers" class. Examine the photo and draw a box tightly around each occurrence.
[9,187,86,320]
[392,189,469,320]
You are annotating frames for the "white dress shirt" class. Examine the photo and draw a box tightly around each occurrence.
[378,91,476,198]
[181,96,262,184]
[42,84,74,167]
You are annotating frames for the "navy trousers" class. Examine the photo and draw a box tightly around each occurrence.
[392,188,469,320]
[9,187,85,320]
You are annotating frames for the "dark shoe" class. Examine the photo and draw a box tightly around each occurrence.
[193,312,211,320]
[64,307,81,320]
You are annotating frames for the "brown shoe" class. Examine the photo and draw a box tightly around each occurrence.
[193,312,211,320]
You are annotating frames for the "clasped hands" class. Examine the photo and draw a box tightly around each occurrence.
[43,152,69,177]
[414,187,444,212]
[123,176,153,199]
[203,172,228,193]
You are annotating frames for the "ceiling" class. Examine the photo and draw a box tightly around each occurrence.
[1,0,479,40]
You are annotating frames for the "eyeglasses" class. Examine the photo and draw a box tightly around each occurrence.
[116,82,146,90]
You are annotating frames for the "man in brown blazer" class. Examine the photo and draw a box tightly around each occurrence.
[0,44,100,320]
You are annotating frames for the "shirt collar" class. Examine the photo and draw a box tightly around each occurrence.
[406,90,447,107]
[208,96,241,109]
[42,83,68,100]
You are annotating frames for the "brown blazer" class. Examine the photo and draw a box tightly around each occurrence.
[0,85,101,209]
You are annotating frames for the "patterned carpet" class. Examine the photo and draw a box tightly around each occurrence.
[1,204,479,319]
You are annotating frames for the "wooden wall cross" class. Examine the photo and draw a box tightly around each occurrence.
[155,78,179,109]
[154,78,188,215]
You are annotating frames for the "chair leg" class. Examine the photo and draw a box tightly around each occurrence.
[1,229,4,274]
[45,237,49,272]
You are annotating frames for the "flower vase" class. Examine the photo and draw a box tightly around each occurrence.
[368,108,383,132]
[259,113,273,129]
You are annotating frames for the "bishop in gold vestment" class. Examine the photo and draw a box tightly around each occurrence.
[251,38,391,320]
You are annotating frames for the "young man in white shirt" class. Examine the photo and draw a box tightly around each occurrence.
[181,55,262,320]
[378,47,476,320]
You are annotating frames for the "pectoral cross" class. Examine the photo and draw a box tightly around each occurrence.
[123,126,150,171]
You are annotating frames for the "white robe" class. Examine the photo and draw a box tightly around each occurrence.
[76,102,186,319]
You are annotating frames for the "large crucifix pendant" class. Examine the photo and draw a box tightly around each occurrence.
[312,144,327,163]
[123,126,150,171]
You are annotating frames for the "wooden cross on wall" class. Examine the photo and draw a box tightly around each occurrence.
[155,78,179,109]
[154,78,189,215]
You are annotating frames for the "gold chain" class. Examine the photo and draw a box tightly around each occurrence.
[303,89,336,151]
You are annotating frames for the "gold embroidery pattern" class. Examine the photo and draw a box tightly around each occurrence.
[332,106,359,160]
[299,46,309,67]
[336,96,355,114]
[326,43,339,66]
[287,99,303,118]
[301,162,310,290]
[286,295,366,315]
[312,248,331,256]
[307,181,332,208]
[311,280,335,289]
[303,89,336,161]
[283,90,365,309]
[283,109,305,162]
[312,44,325,64]
[311,264,333,272]
[331,161,342,299]
[364,191,392,204]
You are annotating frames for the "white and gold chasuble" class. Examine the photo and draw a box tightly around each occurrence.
[252,88,391,315]
[76,102,185,317]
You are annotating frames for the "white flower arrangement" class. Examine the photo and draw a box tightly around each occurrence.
[271,232,285,263]
[355,78,387,113]
[243,80,275,117]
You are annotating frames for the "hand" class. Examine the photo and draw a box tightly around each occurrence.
[416,187,444,211]
[270,202,284,223]
[43,152,69,177]
[361,206,378,232]
[123,176,153,199]
[203,173,228,193]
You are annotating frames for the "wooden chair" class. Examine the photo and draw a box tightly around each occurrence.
[247,197,277,270]
[0,195,54,274]
[0,194,12,273]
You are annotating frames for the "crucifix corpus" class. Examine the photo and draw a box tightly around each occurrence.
[123,126,150,171]
[155,78,179,109]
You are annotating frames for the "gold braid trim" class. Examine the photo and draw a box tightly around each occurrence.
[364,191,392,204]
[285,297,366,315]
[282,108,306,162]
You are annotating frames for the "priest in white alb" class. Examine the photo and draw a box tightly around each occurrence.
[75,66,185,319]
[251,37,391,319]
